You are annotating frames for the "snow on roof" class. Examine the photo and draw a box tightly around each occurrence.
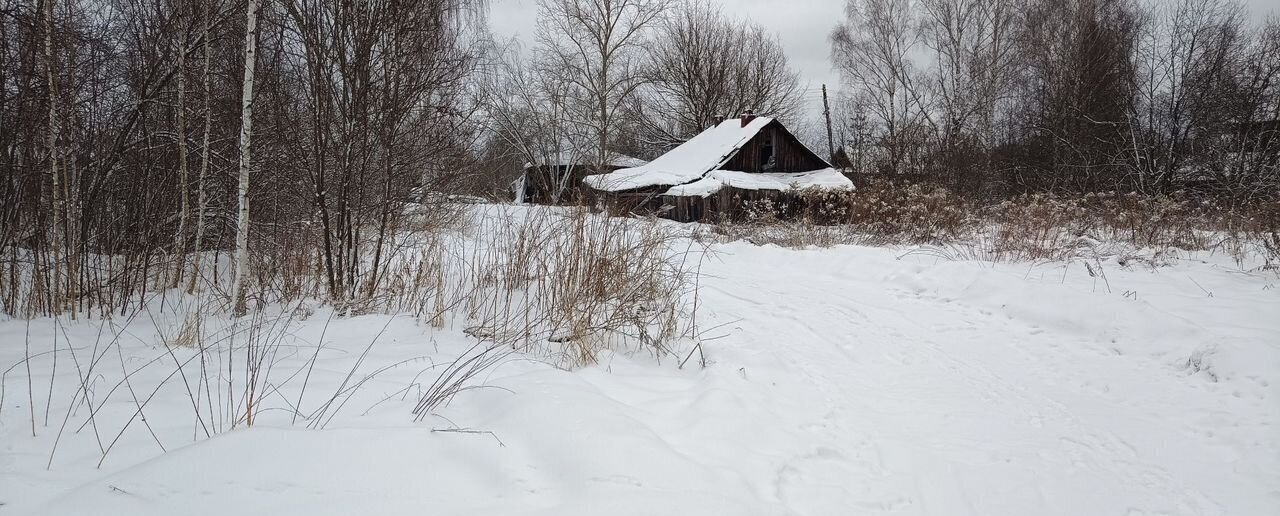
[606,154,650,169]
[663,168,854,197]
[583,116,775,192]
[524,151,647,170]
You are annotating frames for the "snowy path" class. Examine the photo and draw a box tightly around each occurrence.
[577,243,1278,515]
[3,241,1277,515]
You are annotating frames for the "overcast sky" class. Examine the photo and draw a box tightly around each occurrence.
[488,0,845,104]
[488,0,1279,127]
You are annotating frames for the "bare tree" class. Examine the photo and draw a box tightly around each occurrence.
[42,0,63,308]
[1131,0,1246,192]
[832,94,874,174]
[1,0,487,318]
[171,0,193,287]
[279,0,483,299]
[831,0,929,175]
[537,0,670,171]
[918,0,1021,183]
[1200,14,1280,202]
[1006,0,1140,192]
[640,0,803,145]
[481,40,594,204]
[188,0,217,293]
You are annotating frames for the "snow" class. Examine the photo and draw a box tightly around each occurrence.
[603,153,649,169]
[583,116,776,192]
[3,211,1278,516]
[664,168,855,197]
[523,151,647,170]
[511,174,527,203]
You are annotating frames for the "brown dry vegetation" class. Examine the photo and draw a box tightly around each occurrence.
[1,204,703,368]
[701,178,1280,267]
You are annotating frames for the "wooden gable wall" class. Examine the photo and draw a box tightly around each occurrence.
[718,120,829,173]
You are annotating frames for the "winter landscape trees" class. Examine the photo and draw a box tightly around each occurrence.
[0,0,488,316]
[0,0,1278,514]
[0,0,1272,325]
[831,0,1279,203]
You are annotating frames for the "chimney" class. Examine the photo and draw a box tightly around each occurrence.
[740,109,756,127]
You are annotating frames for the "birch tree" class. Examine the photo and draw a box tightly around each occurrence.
[918,0,1020,164]
[43,0,64,309]
[231,0,264,316]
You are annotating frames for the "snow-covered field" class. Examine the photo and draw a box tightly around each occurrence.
[2,216,1278,515]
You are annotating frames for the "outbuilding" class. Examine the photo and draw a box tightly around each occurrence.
[514,150,648,205]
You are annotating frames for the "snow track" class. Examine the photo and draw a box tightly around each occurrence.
[687,244,1277,516]
[3,239,1277,515]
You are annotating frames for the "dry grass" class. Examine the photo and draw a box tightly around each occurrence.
[700,179,1280,268]
[3,200,704,368]
[381,206,703,367]
[219,202,707,369]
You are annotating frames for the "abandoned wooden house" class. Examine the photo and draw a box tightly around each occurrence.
[582,112,853,222]
[513,150,648,205]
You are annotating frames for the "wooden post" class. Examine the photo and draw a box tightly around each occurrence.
[822,84,835,164]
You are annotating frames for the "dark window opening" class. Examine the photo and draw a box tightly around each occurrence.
[759,137,776,171]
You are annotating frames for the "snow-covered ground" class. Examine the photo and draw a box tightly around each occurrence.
[2,222,1278,515]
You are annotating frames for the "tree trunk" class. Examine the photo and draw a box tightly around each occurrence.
[172,8,189,288]
[231,0,263,316]
[189,1,213,294]
[43,0,62,311]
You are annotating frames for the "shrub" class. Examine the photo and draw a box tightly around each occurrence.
[709,178,1278,267]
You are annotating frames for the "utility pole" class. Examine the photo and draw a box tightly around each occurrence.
[822,84,835,164]
[854,112,866,174]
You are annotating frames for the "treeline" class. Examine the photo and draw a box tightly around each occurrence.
[0,0,809,316]
[0,0,485,315]
[831,0,1280,203]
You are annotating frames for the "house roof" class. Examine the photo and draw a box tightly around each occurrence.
[583,116,777,192]
[663,168,854,197]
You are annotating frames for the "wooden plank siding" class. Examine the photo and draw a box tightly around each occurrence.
[582,184,668,215]
[718,120,829,173]
[663,187,836,223]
